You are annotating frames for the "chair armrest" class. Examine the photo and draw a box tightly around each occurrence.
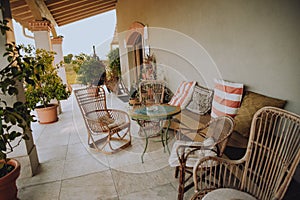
[176,143,216,167]
[192,156,246,198]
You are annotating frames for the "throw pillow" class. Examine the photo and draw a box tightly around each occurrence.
[234,91,287,138]
[211,79,244,118]
[186,85,214,115]
[168,81,196,109]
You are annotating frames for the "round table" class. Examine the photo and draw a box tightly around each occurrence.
[130,104,181,163]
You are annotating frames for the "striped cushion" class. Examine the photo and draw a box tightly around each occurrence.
[211,79,243,118]
[168,81,196,109]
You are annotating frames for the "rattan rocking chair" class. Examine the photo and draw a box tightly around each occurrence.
[168,116,234,200]
[191,106,300,200]
[74,86,131,154]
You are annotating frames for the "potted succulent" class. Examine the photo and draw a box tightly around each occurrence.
[24,47,70,124]
[0,20,35,199]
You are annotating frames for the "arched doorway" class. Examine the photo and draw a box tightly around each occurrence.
[126,22,146,87]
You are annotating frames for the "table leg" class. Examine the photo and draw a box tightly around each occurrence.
[160,120,166,150]
[164,119,171,154]
[138,120,148,163]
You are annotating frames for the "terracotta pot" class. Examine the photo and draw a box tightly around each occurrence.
[35,104,58,124]
[0,159,20,200]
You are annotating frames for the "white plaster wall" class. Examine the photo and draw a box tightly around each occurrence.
[33,31,52,50]
[116,0,300,114]
[52,43,67,85]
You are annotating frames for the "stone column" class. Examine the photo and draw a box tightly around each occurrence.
[28,21,63,113]
[51,36,67,85]
[28,20,52,50]
[1,0,39,179]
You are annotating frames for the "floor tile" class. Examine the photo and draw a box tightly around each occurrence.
[18,181,61,200]
[17,160,65,188]
[60,171,117,200]
[37,145,68,163]
[62,154,109,179]
[119,183,177,200]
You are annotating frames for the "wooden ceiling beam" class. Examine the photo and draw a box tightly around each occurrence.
[56,6,114,26]
[50,1,115,16]
[34,0,57,26]
[10,0,116,27]
[54,4,114,22]
[13,10,32,17]
[10,6,31,14]
[52,2,116,19]
[46,0,115,12]
[24,0,43,20]
[10,0,27,8]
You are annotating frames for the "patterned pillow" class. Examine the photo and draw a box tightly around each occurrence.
[186,85,214,115]
[168,81,196,109]
[234,91,287,138]
[211,79,243,118]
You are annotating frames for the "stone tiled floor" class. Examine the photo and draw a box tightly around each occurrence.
[16,86,194,200]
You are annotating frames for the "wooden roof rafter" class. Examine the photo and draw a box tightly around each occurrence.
[55,6,115,26]
[9,0,117,29]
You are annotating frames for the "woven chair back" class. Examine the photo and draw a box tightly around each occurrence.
[241,107,300,199]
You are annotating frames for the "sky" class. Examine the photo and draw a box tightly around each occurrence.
[13,10,116,60]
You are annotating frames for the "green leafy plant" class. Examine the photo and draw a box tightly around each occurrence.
[75,55,106,86]
[24,48,70,110]
[0,20,36,177]
[106,48,121,80]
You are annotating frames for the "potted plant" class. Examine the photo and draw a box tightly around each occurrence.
[0,19,35,199]
[24,48,70,124]
[106,48,121,92]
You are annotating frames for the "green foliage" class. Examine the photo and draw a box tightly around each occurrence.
[76,56,106,86]
[63,53,73,64]
[106,48,121,79]
[24,48,71,110]
[0,20,36,174]
[71,53,90,73]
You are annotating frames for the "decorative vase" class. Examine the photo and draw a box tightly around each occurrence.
[0,159,20,200]
[35,104,58,124]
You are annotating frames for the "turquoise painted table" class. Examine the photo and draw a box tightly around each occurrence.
[129,104,181,163]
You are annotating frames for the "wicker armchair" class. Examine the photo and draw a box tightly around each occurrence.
[168,116,234,200]
[74,86,131,154]
[139,80,165,105]
[137,80,165,136]
[192,107,300,200]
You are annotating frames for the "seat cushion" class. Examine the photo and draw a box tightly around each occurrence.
[202,188,256,200]
[168,138,216,168]
[234,91,287,138]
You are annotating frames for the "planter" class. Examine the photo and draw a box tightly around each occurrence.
[35,104,58,124]
[0,159,20,200]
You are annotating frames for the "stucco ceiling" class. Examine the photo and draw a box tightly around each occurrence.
[10,0,117,28]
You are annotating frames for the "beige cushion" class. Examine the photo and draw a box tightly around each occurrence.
[202,188,256,200]
[186,85,214,115]
[168,137,216,168]
[234,91,286,138]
